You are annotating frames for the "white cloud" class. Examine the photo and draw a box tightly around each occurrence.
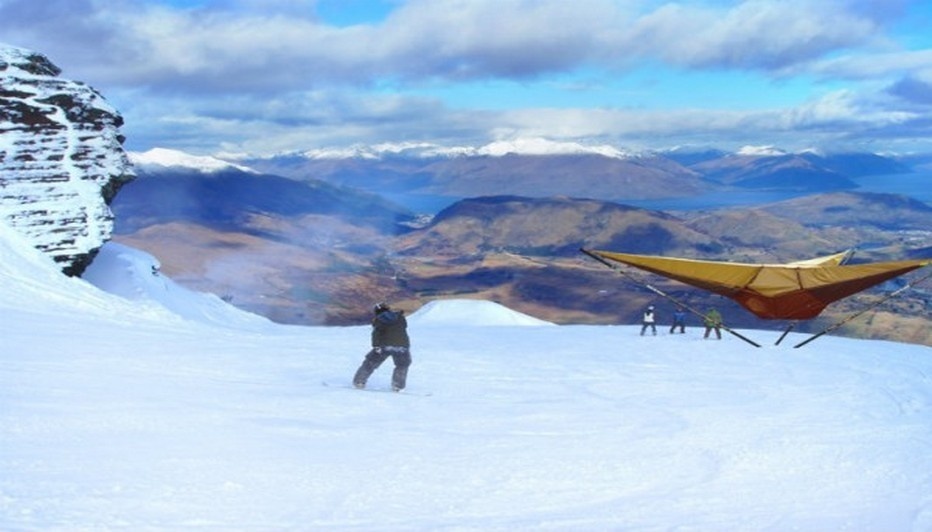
[1,0,890,91]
[625,0,877,70]
[805,49,932,81]
[790,89,916,128]
[2,0,929,155]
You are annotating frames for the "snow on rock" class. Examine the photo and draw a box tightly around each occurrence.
[0,43,134,276]
[0,218,89,305]
[409,298,555,326]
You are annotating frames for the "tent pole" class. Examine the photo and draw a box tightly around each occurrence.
[774,322,796,346]
[794,267,932,348]
[580,248,762,348]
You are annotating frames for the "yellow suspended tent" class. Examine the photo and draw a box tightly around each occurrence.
[584,249,930,320]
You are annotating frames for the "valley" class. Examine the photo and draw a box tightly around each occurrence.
[111,156,932,346]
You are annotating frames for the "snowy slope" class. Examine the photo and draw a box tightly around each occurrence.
[82,241,269,328]
[2,221,932,530]
[409,298,555,327]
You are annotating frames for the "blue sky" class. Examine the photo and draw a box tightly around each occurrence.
[3,0,932,156]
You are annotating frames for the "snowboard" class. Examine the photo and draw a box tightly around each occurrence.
[321,381,432,396]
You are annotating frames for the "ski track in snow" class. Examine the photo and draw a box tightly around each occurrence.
[2,228,932,530]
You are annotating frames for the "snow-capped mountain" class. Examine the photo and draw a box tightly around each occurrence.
[291,137,640,160]
[736,144,789,157]
[130,147,255,173]
[233,141,912,209]
[0,43,134,275]
[135,142,910,209]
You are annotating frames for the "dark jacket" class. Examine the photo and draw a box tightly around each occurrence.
[371,310,410,348]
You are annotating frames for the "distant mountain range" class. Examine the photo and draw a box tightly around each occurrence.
[132,144,913,201]
[231,145,912,209]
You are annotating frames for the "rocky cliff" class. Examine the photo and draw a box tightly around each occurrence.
[0,44,134,276]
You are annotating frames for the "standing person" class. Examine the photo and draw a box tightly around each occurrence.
[353,302,411,392]
[703,307,723,340]
[640,305,657,336]
[670,307,687,334]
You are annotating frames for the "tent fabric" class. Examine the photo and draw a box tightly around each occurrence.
[785,250,853,267]
[589,250,930,320]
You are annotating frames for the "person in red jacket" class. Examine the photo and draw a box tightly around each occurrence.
[353,302,411,391]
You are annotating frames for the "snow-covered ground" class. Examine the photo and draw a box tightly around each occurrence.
[2,221,932,530]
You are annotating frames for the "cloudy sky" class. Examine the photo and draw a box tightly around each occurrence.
[3,0,932,157]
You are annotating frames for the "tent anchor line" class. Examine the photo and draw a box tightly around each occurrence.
[793,267,932,349]
[580,248,762,348]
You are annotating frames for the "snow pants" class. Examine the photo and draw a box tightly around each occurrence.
[353,347,411,390]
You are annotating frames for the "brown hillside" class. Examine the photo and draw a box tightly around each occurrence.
[421,154,706,199]
[758,192,932,230]
[684,210,842,261]
[395,196,723,257]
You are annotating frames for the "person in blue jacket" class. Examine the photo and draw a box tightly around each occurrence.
[670,307,687,334]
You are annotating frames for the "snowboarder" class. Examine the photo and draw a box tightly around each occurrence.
[670,307,687,334]
[353,302,411,392]
[703,307,723,340]
[640,305,657,336]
